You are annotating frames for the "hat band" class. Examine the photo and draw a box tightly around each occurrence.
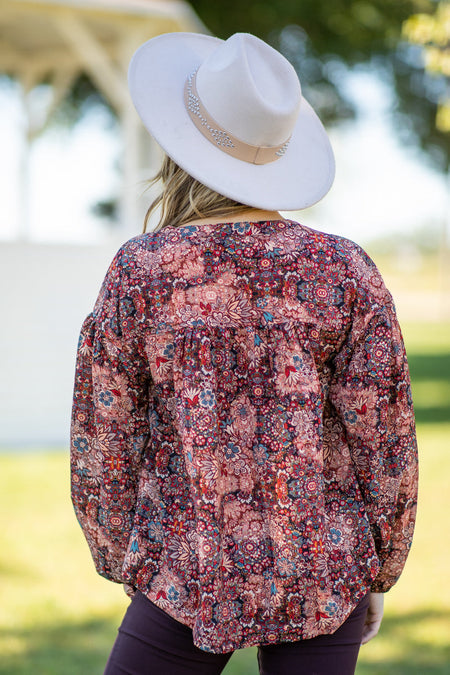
[184,71,290,165]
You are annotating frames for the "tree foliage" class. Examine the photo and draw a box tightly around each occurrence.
[191,0,423,57]
[403,1,450,132]
[189,0,449,170]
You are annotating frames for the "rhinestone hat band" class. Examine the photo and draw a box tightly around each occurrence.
[184,70,290,165]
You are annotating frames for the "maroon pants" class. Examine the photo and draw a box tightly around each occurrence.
[104,590,370,675]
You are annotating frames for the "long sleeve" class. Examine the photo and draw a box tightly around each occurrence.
[329,283,418,593]
[70,247,151,582]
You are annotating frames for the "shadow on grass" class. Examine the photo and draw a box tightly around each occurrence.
[407,354,450,381]
[413,407,450,424]
[0,615,117,675]
[1,609,448,675]
[407,353,450,424]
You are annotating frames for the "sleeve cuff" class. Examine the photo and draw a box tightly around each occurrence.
[370,574,399,593]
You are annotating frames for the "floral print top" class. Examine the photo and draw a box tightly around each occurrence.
[70,218,418,654]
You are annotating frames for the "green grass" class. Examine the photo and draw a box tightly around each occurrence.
[0,321,449,674]
[402,322,450,426]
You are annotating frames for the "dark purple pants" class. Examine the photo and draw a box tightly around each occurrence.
[104,590,370,675]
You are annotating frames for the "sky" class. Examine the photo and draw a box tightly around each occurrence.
[0,69,448,247]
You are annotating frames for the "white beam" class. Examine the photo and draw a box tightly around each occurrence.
[52,10,128,113]
[6,0,207,32]
[0,42,106,79]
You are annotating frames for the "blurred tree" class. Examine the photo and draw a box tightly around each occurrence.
[57,73,115,127]
[401,2,449,304]
[189,0,449,171]
[190,0,424,57]
[403,1,450,133]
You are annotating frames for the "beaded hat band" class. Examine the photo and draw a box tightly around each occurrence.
[184,71,290,166]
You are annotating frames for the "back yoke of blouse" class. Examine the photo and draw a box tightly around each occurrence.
[70,218,418,654]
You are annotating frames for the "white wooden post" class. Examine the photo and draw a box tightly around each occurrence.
[17,85,32,241]
[17,70,42,241]
[118,28,162,237]
[120,101,142,236]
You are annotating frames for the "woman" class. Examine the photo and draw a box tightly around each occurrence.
[70,32,418,675]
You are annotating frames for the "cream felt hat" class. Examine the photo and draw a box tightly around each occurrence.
[128,32,335,211]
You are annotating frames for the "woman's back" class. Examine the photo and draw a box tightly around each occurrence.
[71,216,417,653]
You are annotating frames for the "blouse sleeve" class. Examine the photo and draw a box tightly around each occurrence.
[329,279,419,593]
[70,246,151,583]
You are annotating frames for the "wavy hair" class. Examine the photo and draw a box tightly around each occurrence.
[143,154,249,232]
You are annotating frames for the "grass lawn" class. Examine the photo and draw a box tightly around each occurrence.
[0,321,449,674]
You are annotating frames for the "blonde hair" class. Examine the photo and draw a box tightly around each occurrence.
[143,154,249,232]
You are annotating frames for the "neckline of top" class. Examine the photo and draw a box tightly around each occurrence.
[161,218,300,231]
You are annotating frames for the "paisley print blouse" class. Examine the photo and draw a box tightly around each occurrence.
[70,218,418,654]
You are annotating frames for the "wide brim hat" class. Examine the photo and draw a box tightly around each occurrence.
[128,32,335,211]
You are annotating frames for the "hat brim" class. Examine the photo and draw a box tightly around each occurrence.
[128,32,335,211]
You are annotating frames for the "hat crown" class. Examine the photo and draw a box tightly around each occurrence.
[195,33,302,147]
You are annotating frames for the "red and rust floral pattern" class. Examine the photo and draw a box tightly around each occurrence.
[71,219,418,653]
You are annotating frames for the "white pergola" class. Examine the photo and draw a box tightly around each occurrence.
[0,0,208,237]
